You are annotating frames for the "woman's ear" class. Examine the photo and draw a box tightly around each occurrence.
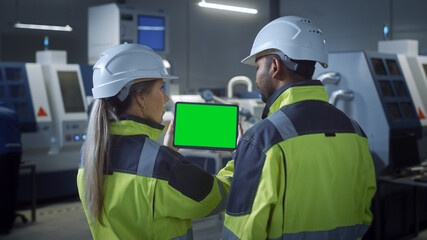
[134,92,145,109]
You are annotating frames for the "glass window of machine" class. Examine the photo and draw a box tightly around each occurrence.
[401,102,415,119]
[386,60,400,76]
[393,81,408,97]
[379,81,394,97]
[387,103,401,120]
[371,58,387,75]
[5,67,23,81]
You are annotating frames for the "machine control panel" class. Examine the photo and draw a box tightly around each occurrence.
[63,120,87,144]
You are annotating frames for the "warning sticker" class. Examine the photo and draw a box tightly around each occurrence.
[37,107,48,117]
[418,108,426,120]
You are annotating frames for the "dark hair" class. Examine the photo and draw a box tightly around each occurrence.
[292,59,316,79]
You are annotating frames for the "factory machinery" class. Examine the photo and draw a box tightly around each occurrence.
[0,50,90,202]
[313,40,427,239]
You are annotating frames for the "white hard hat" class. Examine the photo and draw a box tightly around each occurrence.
[241,16,328,68]
[92,44,178,100]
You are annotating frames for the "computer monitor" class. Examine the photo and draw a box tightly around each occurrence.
[138,15,165,51]
[57,71,86,113]
[88,3,170,64]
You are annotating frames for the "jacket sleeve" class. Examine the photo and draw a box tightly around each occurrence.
[216,159,234,195]
[363,151,377,225]
[223,141,284,239]
[154,148,227,220]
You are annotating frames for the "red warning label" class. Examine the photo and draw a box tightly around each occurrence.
[37,107,48,117]
[418,108,426,120]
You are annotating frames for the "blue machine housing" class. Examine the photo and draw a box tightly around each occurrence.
[0,62,36,132]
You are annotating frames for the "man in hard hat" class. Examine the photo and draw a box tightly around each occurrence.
[218,16,376,239]
[0,103,22,234]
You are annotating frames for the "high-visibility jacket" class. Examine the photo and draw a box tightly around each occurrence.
[77,115,227,240]
[219,80,376,240]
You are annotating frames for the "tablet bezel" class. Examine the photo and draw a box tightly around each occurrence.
[173,101,239,151]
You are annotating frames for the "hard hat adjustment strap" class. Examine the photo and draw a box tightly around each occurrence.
[276,51,314,78]
[275,51,298,71]
[117,81,133,102]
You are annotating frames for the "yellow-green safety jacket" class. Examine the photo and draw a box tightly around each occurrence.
[77,115,227,240]
[218,80,377,240]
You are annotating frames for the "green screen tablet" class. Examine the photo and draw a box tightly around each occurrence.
[173,102,239,151]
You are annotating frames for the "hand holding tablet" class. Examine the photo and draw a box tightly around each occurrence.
[173,102,239,151]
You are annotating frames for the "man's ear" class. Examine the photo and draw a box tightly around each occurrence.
[271,57,282,79]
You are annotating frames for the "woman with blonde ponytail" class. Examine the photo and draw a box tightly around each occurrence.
[77,44,227,239]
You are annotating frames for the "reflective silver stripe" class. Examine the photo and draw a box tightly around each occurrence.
[222,226,241,240]
[206,178,227,217]
[267,110,298,141]
[350,119,364,138]
[170,228,193,240]
[268,224,371,240]
[137,138,160,177]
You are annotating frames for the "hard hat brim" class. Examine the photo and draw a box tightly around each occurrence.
[241,54,257,66]
[163,75,179,81]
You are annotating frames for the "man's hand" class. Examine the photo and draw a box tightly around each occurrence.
[237,124,243,147]
[230,124,244,154]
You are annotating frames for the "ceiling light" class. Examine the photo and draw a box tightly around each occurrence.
[14,22,73,32]
[198,0,258,14]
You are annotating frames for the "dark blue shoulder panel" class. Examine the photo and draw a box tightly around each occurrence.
[155,146,214,202]
[109,134,214,202]
[109,135,147,174]
[226,120,283,215]
[282,100,366,137]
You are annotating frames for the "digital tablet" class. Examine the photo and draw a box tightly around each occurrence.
[173,102,239,151]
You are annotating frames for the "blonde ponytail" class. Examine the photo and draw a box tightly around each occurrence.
[83,99,118,226]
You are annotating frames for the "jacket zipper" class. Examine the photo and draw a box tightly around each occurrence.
[281,146,287,233]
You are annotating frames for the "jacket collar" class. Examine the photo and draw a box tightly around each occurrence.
[110,114,165,140]
[262,80,328,119]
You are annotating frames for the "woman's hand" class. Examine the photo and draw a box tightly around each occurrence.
[163,118,179,152]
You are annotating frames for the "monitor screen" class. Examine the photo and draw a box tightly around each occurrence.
[57,71,85,113]
[173,102,239,151]
[371,58,387,75]
[138,16,165,51]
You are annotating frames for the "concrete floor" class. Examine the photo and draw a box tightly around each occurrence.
[2,199,427,240]
[0,199,222,240]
